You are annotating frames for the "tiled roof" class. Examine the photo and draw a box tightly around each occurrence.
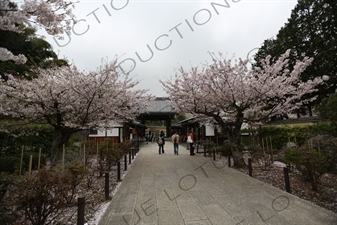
[147,97,175,113]
[265,116,321,125]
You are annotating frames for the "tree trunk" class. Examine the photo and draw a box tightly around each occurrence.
[51,128,71,164]
[227,132,245,168]
[308,105,313,117]
[231,148,245,168]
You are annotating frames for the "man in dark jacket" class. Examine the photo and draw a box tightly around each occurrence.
[158,133,165,154]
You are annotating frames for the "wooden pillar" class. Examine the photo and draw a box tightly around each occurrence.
[198,128,201,142]
[166,118,172,137]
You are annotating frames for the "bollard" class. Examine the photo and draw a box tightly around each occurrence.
[204,145,206,157]
[105,172,109,200]
[117,161,121,181]
[77,196,85,225]
[213,148,216,161]
[129,150,131,164]
[228,153,231,168]
[124,154,127,171]
[248,158,252,177]
[283,167,291,193]
[132,148,134,159]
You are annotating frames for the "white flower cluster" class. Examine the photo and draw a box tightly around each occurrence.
[0,47,27,64]
[0,60,155,130]
[160,49,329,128]
[0,0,76,62]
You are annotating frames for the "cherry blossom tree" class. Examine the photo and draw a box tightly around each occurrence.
[160,50,329,167]
[0,60,154,162]
[0,0,76,64]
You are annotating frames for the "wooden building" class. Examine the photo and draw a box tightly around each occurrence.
[88,120,147,148]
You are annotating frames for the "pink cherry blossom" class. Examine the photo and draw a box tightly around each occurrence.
[160,50,328,167]
[0,47,27,64]
[0,0,76,62]
[0,59,154,162]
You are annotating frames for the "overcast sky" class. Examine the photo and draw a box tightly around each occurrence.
[41,0,298,97]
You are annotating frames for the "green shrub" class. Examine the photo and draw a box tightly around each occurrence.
[245,143,264,158]
[259,126,312,150]
[282,148,298,165]
[17,169,75,225]
[283,141,335,191]
[0,122,53,157]
[95,140,122,173]
[310,122,337,137]
[0,153,46,174]
[217,140,230,156]
[201,140,216,156]
[0,156,21,174]
[0,173,24,224]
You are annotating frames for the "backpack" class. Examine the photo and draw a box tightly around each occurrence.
[173,135,178,143]
[158,137,163,145]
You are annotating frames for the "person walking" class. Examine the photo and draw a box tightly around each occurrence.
[187,130,195,156]
[145,133,149,144]
[160,130,165,138]
[151,133,155,143]
[171,131,180,155]
[157,133,165,154]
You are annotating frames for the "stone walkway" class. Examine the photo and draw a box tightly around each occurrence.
[98,141,337,225]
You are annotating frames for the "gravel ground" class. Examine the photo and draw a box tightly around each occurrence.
[213,154,337,214]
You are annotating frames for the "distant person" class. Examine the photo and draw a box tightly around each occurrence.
[151,133,155,143]
[157,133,165,154]
[145,133,149,144]
[187,130,195,156]
[171,132,180,155]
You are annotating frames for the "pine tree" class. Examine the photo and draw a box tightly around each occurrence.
[254,0,337,116]
[0,28,68,80]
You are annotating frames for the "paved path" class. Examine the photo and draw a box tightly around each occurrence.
[99,141,337,225]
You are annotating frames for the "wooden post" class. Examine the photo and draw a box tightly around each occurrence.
[124,154,127,171]
[228,153,231,168]
[83,144,86,165]
[77,197,85,225]
[20,146,24,176]
[105,172,109,200]
[117,161,121,181]
[248,158,252,177]
[261,138,267,169]
[269,136,274,163]
[62,144,65,171]
[28,155,33,180]
[38,148,41,170]
[283,167,291,193]
[96,142,99,171]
